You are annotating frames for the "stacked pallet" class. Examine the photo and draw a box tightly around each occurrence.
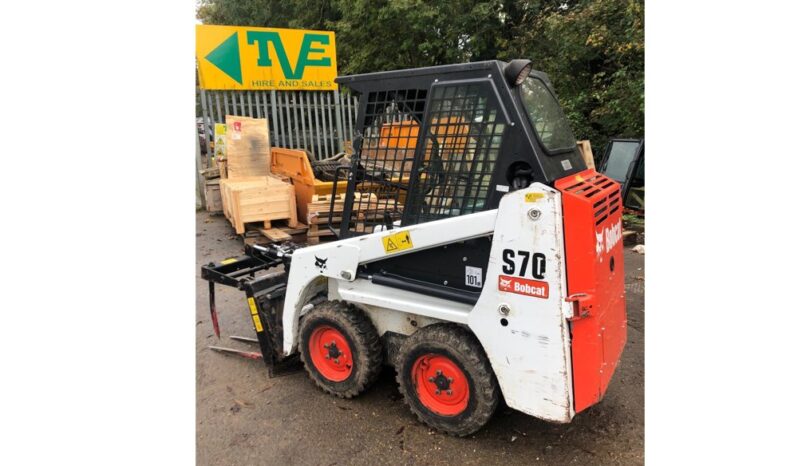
[307,193,348,244]
[306,193,400,244]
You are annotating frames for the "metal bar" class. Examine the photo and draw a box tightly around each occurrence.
[214,93,222,126]
[326,92,335,157]
[312,92,322,159]
[334,89,345,153]
[199,89,212,168]
[277,91,291,149]
[270,90,280,146]
[239,92,246,116]
[255,91,261,118]
[346,92,354,144]
[260,92,271,138]
[352,95,360,145]
[279,92,288,148]
[298,91,308,150]
[248,91,254,117]
[223,91,229,117]
[284,92,294,148]
[196,118,205,209]
[339,96,368,237]
[305,92,315,158]
[229,335,260,344]
[208,281,220,338]
[208,346,263,360]
[206,92,216,157]
[319,92,329,159]
[291,91,300,149]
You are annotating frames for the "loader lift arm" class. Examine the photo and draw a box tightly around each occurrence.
[200,243,300,377]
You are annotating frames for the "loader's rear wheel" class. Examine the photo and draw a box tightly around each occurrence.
[397,324,499,437]
[299,301,382,398]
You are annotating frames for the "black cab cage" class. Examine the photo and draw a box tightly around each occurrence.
[331,60,585,239]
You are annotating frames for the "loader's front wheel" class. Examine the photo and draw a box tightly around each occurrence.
[299,301,383,398]
[396,324,499,437]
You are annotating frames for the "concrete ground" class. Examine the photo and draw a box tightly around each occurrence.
[196,210,644,465]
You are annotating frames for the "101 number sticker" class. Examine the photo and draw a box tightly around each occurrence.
[465,266,483,288]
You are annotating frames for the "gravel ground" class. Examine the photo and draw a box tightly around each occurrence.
[196,210,644,465]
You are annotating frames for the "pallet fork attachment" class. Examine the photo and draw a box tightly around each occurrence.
[201,243,301,377]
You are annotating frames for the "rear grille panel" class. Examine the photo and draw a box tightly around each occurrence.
[555,168,627,413]
[559,172,623,227]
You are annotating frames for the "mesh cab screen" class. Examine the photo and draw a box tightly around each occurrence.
[338,81,506,237]
[404,82,506,224]
[339,89,427,236]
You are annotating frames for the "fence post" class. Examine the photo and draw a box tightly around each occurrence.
[196,121,206,209]
[199,89,212,168]
[334,89,345,153]
[270,90,280,147]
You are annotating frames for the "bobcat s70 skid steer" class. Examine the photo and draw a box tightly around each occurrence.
[202,59,627,436]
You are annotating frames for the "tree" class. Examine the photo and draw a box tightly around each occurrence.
[501,0,644,149]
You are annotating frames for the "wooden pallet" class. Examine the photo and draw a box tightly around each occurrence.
[305,193,401,244]
[241,220,309,245]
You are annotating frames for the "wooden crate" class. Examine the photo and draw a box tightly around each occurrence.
[204,178,223,214]
[220,176,298,234]
[225,116,271,179]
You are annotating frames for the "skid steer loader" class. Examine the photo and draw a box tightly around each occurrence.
[201,59,627,436]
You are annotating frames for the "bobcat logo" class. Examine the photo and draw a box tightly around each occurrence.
[595,231,604,256]
[499,277,512,289]
[315,256,328,272]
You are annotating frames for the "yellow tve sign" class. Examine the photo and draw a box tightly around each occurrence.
[382,231,414,254]
[196,25,338,90]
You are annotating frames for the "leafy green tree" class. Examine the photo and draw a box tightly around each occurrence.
[507,0,645,151]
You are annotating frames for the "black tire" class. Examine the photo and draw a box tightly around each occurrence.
[396,324,499,437]
[298,301,383,398]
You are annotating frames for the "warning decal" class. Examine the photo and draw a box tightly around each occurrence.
[382,230,414,254]
[247,297,264,332]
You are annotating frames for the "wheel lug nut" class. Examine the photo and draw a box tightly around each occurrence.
[435,389,441,395]
[446,390,452,395]
[334,358,339,364]
[436,370,442,376]
[325,355,330,359]
[428,377,435,382]
[323,344,329,349]
[447,377,453,383]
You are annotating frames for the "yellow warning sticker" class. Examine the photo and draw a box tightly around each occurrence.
[251,314,264,332]
[382,230,414,254]
[524,192,545,203]
[247,297,258,316]
[220,258,237,265]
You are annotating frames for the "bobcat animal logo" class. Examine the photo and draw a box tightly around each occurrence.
[499,277,512,289]
[595,231,604,256]
[315,256,328,272]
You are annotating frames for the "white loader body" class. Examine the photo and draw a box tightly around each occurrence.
[282,183,575,422]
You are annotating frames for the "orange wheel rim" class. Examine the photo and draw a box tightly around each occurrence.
[412,353,469,416]
[308,325,353,382]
